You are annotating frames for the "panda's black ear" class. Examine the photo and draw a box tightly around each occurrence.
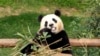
[54,10,61,16]
[38,15,43,22]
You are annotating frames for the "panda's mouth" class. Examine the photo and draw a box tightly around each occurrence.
[51,27,56,32]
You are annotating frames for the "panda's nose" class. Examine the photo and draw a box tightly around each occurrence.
[49,24,53,27]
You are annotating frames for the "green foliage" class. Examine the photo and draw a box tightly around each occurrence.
[0,13,39,38]
[68,0,100,38]
[0,48,12,56]
[0,0,97,10]
[87,0,100,37]
[72,47,100,56]
[69,17,100,38]
[86,18,100,37]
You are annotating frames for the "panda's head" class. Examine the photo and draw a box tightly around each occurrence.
[38,10,64,34]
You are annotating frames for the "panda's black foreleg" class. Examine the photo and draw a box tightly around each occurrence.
[60,31,72,55]
[20,43,33,55]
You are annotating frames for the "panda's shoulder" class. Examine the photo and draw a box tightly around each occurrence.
[56,30,67,36]
[59,30,66,34]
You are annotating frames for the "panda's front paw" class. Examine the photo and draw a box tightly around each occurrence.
[20,44,33,55]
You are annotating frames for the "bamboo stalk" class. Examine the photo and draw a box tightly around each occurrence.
[70,38,100,47]
[0,39,20,47]
[0,38,100,47]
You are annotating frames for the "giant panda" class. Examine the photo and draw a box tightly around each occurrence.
[21,10,72,56]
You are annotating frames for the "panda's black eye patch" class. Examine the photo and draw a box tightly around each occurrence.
[52,18,57,23]
[45,21,48,27]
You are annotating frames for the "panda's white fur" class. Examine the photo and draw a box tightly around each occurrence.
[39,14,64,34]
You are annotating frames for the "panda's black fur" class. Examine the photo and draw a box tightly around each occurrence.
[38,28,71,53]
[21,10,72,55]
